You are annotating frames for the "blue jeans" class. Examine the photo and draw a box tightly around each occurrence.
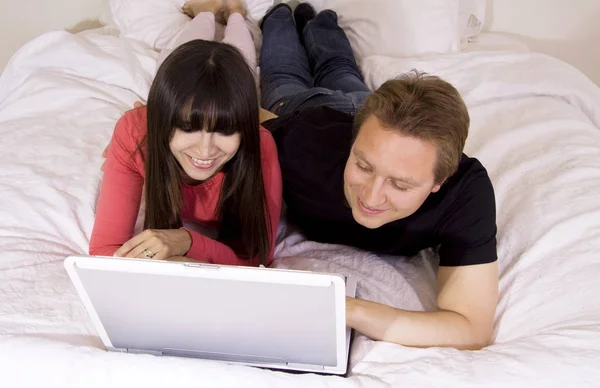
[260,8,371,117]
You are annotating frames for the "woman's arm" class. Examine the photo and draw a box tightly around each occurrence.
[95,111,282,265]
[262,135,284,263]
[89,112,144,256]
[184,229,256,265]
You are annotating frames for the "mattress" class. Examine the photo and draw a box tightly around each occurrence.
[1,28,599,387]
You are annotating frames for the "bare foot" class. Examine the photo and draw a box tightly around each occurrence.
[182,0,222,18]
[223,0,247,21]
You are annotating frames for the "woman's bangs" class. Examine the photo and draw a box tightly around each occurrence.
[172,88,241,137]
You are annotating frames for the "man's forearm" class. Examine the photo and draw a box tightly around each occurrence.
[347,298,492,350]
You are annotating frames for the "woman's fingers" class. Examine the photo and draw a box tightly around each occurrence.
[127,232,168,259]
[114,229,176,260]
[147,247,169,261]
[127,242,153,259]
[114,231,148,257]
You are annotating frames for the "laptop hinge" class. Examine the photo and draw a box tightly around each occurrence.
[106,346,127,353]
[286,363,325,371]
[161,348,287,365]
[127,348,162,356]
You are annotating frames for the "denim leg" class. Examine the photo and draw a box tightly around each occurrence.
[302,10,371,94]
[259,5,313,112]
[275,88,360,117]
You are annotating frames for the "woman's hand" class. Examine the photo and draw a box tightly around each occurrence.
[114,229,192,260]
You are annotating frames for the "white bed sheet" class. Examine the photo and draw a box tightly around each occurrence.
[1,29,600,387]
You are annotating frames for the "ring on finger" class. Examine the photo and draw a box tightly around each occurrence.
[142,249,155,259]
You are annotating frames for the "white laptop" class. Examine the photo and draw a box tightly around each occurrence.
[64,255,357,375]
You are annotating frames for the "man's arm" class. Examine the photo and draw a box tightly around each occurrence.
[346,261,498,350]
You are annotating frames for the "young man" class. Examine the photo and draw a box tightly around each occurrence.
[259,3,498,350]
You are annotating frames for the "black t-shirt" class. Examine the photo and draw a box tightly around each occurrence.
[263,106,498,267]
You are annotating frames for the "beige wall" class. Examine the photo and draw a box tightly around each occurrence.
[0,0,104,70]
[486,0,600,85]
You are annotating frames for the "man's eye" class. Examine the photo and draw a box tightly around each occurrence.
[391,182,409,192]
[356,162,371,172]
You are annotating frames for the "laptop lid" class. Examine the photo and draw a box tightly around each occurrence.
[64,256,350,375]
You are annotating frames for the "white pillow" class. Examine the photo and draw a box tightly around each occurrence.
[308,0,461,60]
[108,0,274,50]
[99,0,116,27]
[458,0,486,40]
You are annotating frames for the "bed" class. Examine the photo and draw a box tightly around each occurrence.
[1,1,599,387]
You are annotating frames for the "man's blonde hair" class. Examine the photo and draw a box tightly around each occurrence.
[354,71,469,184]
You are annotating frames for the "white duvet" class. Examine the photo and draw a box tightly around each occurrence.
[1,28,599,388]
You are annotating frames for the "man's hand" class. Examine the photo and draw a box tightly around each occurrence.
[101,101,145,171]
[113,229,192,261]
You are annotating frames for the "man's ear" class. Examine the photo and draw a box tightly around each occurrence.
[431,182,443,193]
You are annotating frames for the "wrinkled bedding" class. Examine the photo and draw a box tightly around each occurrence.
[1,28,599,387]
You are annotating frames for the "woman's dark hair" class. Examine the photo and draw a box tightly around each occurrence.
[143,39,270,266]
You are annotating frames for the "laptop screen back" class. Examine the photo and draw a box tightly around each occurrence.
[77,267,339,366]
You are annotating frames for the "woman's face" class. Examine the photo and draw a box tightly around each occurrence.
[169,128,241,183]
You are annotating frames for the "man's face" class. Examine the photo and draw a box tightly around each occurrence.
[343,115,442,229]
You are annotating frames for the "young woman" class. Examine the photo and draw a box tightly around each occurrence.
[89,0,282,267]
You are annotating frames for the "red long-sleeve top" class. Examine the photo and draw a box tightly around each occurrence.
[89,107,282,266]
